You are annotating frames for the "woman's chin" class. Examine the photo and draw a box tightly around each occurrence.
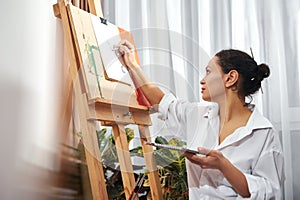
[201,96,211,102]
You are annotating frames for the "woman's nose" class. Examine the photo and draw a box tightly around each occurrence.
[200,78,205,85]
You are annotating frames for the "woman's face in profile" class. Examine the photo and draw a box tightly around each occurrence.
[200,56,226,102]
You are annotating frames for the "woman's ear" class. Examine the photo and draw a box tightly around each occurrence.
[224,70,239,88]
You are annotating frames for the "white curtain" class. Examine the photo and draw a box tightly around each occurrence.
[103,0,300,199]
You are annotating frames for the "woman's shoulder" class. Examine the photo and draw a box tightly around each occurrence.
[249,107,283,152]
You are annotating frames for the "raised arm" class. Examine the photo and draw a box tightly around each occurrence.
[118,40,164,110]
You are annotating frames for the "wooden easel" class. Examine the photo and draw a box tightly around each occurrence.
[53,1,163,199]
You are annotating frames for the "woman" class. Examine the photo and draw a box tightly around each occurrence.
[117,40,284,199]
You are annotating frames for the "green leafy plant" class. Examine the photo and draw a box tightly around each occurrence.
[152,136,188,200]
[96,127,135,199]
[97,128,188,200]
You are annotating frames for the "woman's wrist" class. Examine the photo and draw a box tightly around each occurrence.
[219,156,231,174]
[128,62,140,70]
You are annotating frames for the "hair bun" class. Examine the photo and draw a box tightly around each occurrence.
[257,63,270,80]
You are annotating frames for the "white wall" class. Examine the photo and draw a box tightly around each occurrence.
[0,0,64,199]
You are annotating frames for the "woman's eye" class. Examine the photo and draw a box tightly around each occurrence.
[206,70,210,75]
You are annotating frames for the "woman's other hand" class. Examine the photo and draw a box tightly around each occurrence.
[183,147,250,197]
[183,148,228,171]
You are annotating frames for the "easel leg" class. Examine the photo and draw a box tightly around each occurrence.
[138,125,163,200]
[112,124,137,200]
[82,120,108,200]
[75,91,108,199]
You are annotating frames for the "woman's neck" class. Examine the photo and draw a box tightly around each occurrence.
[218,96,250,125]
[217,96,252,144]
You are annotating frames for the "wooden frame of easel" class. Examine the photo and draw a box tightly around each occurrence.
[53,1,163,199]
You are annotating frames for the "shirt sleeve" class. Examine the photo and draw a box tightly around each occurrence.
[158,93,193,140]
[237,129,285,199]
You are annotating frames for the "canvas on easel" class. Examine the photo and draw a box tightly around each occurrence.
[68,6,148,107]
[90,15,132,85]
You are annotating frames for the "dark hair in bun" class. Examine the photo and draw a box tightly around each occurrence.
[257,63,270,80]
[215,49,270,99]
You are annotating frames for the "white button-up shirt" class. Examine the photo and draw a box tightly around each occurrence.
[158,93,284,199]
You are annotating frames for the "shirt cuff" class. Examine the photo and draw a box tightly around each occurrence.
[241,173,260,199]
[158,93,176,120]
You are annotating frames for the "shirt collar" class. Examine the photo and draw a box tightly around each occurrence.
[245,105,273,130]
[204,104,272,129]
[211,105,273,150]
